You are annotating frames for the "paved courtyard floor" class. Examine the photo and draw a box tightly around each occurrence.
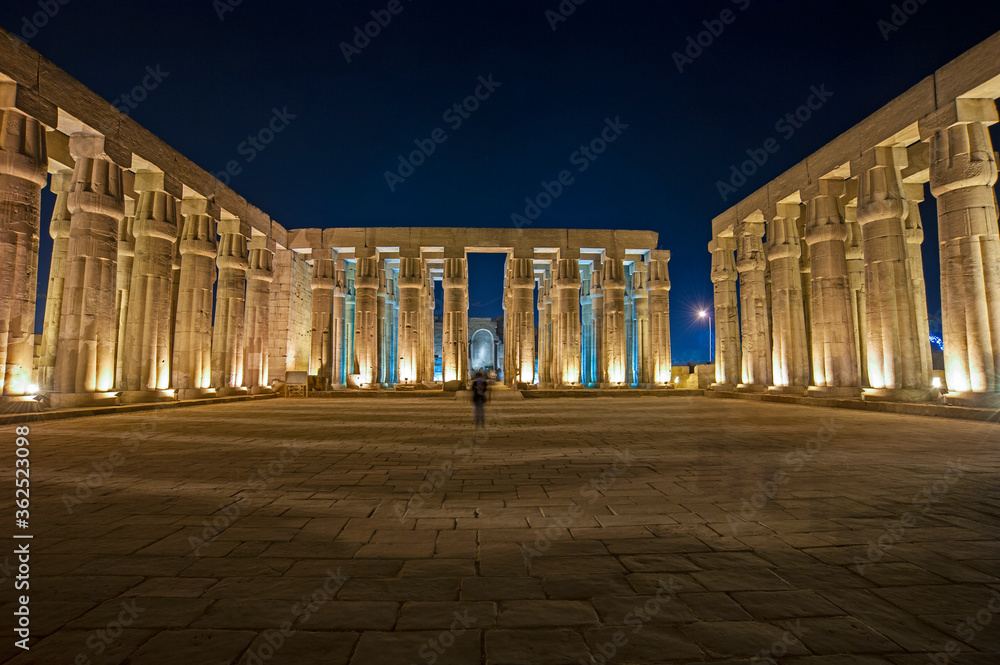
[2,396,999,664]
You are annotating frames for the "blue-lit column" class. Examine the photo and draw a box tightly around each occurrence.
[354,248,379,387]
[590,265,605,387]
[332,259,347,388]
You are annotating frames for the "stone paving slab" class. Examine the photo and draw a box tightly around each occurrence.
[2,395,999,663]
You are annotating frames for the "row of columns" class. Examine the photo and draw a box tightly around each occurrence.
[711,99,1000,404]
[0,107,283,405]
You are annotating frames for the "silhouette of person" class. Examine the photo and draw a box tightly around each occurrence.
[471,369,489,430]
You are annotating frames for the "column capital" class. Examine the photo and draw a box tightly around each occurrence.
[854,146,908,227]
[0,107,47,185]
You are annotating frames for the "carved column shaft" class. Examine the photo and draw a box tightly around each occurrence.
[211,225,248,390]
[805,180,858,390]
[766,204,809,388]
[0,108,46,395]
[173,204,217,393]
[736,217,771,387]
[632,262,651,385]
[56,135,126,395]
[603,259,627,386]
[309,252,335,385]
[928,105,1000,394]
[354,254,379,386]
[331,263,347,387]
[38,170,73,390]
[244,238,274,389]
[647,251,671,385]
[590,267,605,386]
[397,257,422,384]
[442,257,468,384]
[121,179,179,392]
[710,238,740,388]
[553,258,580,386]
[856,146,929,391]
[508,257,535,385]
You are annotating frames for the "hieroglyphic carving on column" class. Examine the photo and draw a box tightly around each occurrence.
[646,250,671,385]
[766,203,809,389]
[553,257,581,386]
[508,256,535,386]
[38,170,73,390]
[397,254,422,385]
[173,198,217,396]
[903,182,933,388]
[113,200,136,387]
[925,99,1000,396]
[121,172,180,393]
[309,249,335,387]
[353,249,380,386]
[55,134,126,397]
[631,259,651,386]
[244,235,274,390]
[735,213,771,388]
[331,260,347,387]
[211,219,249,391]
[709,236,740,388]
[590,265,605,386]
[0,107,46,395]
[804,179,859,392]
[344,262,356,377]
[441,255,469,384]
[602,256,627,386]
[856,146,930,392]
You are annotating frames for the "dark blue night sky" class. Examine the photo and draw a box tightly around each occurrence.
[4,0,1000,363]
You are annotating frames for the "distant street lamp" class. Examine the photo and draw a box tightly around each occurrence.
[698,309,714,363]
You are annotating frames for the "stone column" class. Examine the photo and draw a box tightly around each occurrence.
[38,170,73,391]
[553,257,581,386]
[344,263,356,376]
[508,256,535,387]
[244,235,274,392]
[804,179,859,395]
[602,257,627,387]
[354,249,379,387]
[0,108,46,395]
[377,267,389,385]
[331,260,347,388]
[709,237,740,389]
[855,146,930,396]
[267,247,313,382]
[441,255,468,386]
[904,182,933,386]
[397,254,422,386]
[120,172,180,400]
[309,249,335,388]
[537,271,552,386]
[735,214,771,390]
[172,198,217,399]
[766,203,809,391]
[421,269,435,383]
[632,260,652,386]
[647,250,672,386]
[211,218,248,393]
[53,134,126,406]
[924,99,1000,400]
[844,191,869,387]
[113,202,136,388]
[590,266,605,386]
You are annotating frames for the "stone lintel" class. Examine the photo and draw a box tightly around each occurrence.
[45,130,74,171]
[919,98,999,139]
[901,141,931,183]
